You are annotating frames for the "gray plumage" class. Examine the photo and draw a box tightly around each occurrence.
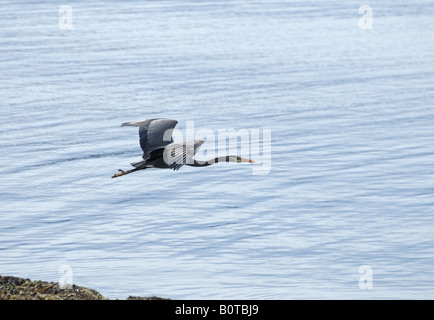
[112,118,255,178]
[121,118,203,171]
[121,118,178,160]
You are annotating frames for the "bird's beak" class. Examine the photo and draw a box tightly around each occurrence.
[238,157,256,163]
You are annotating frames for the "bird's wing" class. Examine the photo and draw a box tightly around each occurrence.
[164,141,203,171]
[121,118,178,159]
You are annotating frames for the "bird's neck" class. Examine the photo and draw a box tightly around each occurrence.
[186,156,234,167]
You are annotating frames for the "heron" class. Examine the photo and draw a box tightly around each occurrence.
[112,118,255,178]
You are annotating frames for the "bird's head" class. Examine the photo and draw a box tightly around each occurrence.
[234,156,256,163]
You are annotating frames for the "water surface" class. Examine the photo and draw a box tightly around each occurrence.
[1,0,434,299]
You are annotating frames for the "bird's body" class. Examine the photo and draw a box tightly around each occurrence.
[112,118,254,178]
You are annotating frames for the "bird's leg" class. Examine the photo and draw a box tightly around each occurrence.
[111,168,140,178]
[112,169,127,178]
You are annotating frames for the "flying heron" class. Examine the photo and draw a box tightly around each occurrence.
[112,118,255,178]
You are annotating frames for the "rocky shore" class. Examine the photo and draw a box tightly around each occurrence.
[0,275,168,300]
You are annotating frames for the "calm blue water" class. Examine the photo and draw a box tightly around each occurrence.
[1,0,434,299]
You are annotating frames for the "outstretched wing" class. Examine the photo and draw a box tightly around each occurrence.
[164,140,204,171]
[121,118,178,159]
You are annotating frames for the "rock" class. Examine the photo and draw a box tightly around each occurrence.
[126,295,169,300]
[0,275,168,300]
